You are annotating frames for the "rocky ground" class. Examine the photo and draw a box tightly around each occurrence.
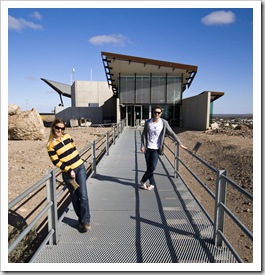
[8,117,254,263]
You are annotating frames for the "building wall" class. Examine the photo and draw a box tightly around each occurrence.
[72,81,112,107]
[55,107,103,126]
[181,92,210,130]
[71,80,116,123]
[55,80,213,128]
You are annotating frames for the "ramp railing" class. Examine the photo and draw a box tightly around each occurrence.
[163,138,253,263]
[8,120,125,262]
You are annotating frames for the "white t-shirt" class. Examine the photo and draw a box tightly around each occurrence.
[148,119,163,149]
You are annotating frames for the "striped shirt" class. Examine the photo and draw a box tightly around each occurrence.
[47,133,83,172]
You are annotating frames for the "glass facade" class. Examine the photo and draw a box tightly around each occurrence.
[119,74,183,126]
[151,76,166,104]
[136,76,150,103]
[120,76,134,104]
[119,75,182,105]
[167,77,182,104]
[210,102,214,124]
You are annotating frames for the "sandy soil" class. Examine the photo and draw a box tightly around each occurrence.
[8,122,254,263]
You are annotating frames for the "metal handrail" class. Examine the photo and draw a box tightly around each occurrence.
[8,202,53,254]
[220,174,253,200]
[163,138,253,262]
[8,174,51,210]
[8,120,125,259]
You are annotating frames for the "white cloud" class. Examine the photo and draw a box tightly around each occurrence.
[8,15,44,31]
[30,11,42,20]
[89,34,129,46]
[201,11,236,26]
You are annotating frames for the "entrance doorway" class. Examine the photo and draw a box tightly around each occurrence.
[134,105,142,126]
[127,105,142,126]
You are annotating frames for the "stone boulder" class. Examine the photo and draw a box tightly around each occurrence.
[210,122,219,130]
[8,107,46,140]
[8,104,21,115]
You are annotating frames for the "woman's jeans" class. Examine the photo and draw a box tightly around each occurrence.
[141,148,159,186]
[62,163,90,225]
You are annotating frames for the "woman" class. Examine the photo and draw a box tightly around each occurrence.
[47,118,91,232]
[140,106,187,191]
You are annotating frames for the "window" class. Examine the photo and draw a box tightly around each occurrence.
[136,76,150,104]
[151,76,166,104]
[167,77,182,104]
[120,76,134,104]
[119,75,182,105]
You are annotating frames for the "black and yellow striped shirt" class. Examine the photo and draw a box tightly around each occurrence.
[47,133,83,172]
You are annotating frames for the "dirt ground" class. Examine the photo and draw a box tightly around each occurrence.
[8,120,254,263]
[173,126,253,263]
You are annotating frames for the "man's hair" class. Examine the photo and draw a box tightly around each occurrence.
[153,105,163,112]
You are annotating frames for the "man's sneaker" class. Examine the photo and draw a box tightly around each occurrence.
[147,185,154,191]
[140,181,148,190]
[79,223,91,232]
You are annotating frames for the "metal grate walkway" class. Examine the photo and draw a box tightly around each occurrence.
[32,127,238,263]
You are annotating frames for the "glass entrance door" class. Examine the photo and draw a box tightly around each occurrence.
[134,105,142,127]
[127,106,133,126]
[127,105,142,126]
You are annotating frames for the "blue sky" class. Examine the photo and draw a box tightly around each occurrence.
[3,1,261,114]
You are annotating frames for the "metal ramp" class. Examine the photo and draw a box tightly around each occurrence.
[32,127,238,263]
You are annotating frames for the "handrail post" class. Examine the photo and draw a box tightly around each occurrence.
[113,125,116,145]
[213,169,227,246]
[46,170,52,244]
[106,131,109,156]
[49,169,59,245]
[92,140,97,175]
[118,121,121,136]
[174,142,179,178]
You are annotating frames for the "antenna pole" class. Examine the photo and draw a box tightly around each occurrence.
[72,68,75,83]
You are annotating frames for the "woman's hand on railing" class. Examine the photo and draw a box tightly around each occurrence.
[180,144,188,150]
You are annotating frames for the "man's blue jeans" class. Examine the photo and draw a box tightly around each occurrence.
[141,148,159,186]
[62,163,91,225]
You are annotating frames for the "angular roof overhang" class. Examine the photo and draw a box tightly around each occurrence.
[41,78,72,98]
[101,51,198,96]
[201,91,225,102]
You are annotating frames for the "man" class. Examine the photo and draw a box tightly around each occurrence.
[140,106,187,191]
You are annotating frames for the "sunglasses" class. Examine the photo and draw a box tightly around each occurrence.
[54,125,65,131]
[154,111,161,115]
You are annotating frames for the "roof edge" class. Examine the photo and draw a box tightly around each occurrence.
[41,78,72,98]
[101,51,198,72]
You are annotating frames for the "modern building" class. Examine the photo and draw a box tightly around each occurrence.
[41,52,224,130]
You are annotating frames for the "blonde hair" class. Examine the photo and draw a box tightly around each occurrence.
[47,118,66,147]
